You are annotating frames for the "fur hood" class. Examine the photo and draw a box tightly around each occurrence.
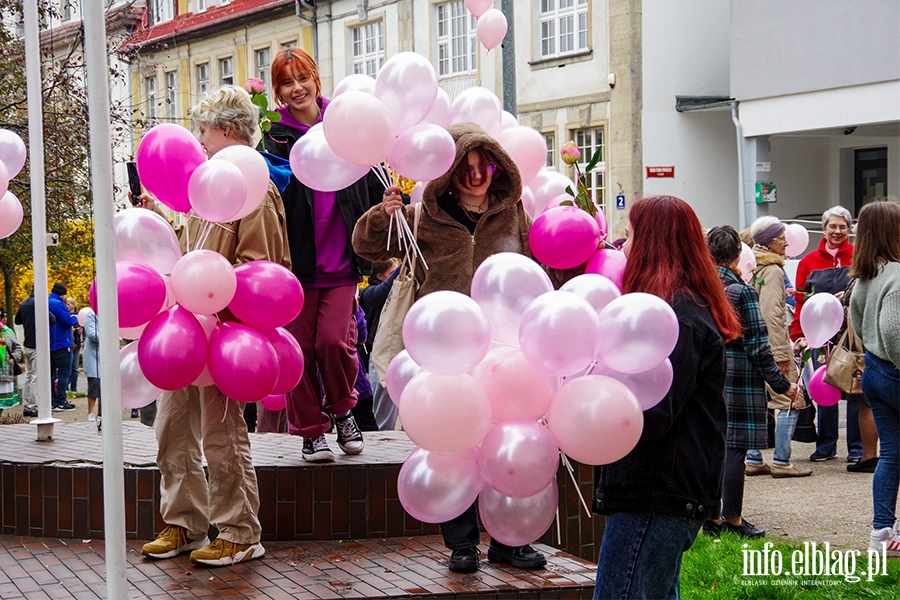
[752,244,785,269]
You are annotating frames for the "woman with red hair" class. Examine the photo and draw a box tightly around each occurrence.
[592,196,741,599]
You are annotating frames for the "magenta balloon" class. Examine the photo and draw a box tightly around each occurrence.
[497,126,547,182]
[478,480,558,548]
[0,129,27,178]
[398,447,484,524]
[260,394,287,411]
[584,248,627,290]
[116,261,167,328]
[137,306,208,390]
[799,293,844,348]
[333,73,376,98]
[547,375,643,465]
[388,124,456,182]
[170,250,236,315]
[529,206,601,270]
[208,322,278,402]
[385,350,423,406]
[191,314,218,387]
[596,206,608,240]
[473,347,554,422]
[420,88,452,129]
[590,359,674,411]
[260,327,304,395]
[89,280,98,314]
[399,372,491,455]
[595,293,679,374]
[402,290,492,375]
[518,291,601,377]
[229,260,304,329]
[465,0,492,18]
[808,365,841,407]
[559,274,622,316]
[540,193,573,214]
[450,87,502,137]
[470,252,553,345]
[114,208,183,275]
[374,52,438,134]
[135,123,206,213]
[188,159,246,223]
[323,91,395,166]
[289,124,370,192]
[119,342,163,409]
[476,9,508,51]
[0,191,24,239]
[213,145,270,221]
[480,420,559,499]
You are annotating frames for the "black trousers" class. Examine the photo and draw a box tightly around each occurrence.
[721,447,748,519]
[439,503,520,552]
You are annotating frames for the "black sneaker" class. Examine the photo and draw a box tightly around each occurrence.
[487,543,547,569]
[52,402,76,412]
[721,520,765,539]
[847,457,879,473]
[301,435,335,462]
[809,452,837,462]
[448,547,479,573]
[131,409,139,418]
[702,520,723,536]
[22,410,38,418]
[335,413,364,455]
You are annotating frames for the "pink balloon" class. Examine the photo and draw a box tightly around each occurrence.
[228,261,304,329]
[547,375,643,465]
[478,481,558,548]
[530,206,601,270]
[476,9,508,51]
[784,223,810,258]
[119,342,163,409]
[465,0,492,18]
[471,252,554,345]
[188,160,247,223]
[590,359,674,411]
[497,126,547,182]
[473,347,554,422]
[0,129,27,178]
[212,145,270,221]
[808,364,841,407]
[137,306,208,390]
[385,350,423,406]
[398,447,483,524]
[450,87,502,137]
[333,74,376,98]
[584,248,627,290]
[388,124,456,182]
[524,169,576,217]
[374,52,438,134]
[559,274,622,316]
[77,307,91,327]
[402,291,492,375]
[208,322,278,402]
[738,242,757,283]
[260,394,287,411]
[115,261,167,328]
[289,124,370,192]
[191,314,218,387]
[0,191,24,239]
[540,193,573,214]
[114,208,183,275]
[499,110,518,132]
[119,323,147,340]
[420,89,452,129]
[0,160,8,204]
[409,181,426,204]
[595,293,679,374]
[595,206,608,240]
[260,327,304,395]
[135,123,206,212]
[323,91,395,166]
[799,293,844,348]
[481,420,559,498]
[399,372,491,455]
[518,291,601,377]
[170,250,236,315]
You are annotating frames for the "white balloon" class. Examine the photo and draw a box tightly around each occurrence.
[374,52,439,134]
[559,274,622,316]
[114,208,183,275]
[332,73,376,98]
[595,293,679,374]
[420,88,452,129]
[0,129,26,178]
[451,87,502,137]
[212,145,270,220]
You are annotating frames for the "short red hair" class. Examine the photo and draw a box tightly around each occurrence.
[623,195,741,342]
[271,47,321,104]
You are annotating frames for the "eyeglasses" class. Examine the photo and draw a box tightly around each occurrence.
[467,163,497,180]
[826,224,849,231]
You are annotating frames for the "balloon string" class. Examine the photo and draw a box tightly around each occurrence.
[555,506,561,545]
[584,360,598,376]
[386,211,393,252]
[560,452,592,519]
[370,165,389,190]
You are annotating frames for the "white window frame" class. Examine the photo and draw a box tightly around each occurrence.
[197,63,210,96]
[538,0,589,59]
[196,0,208,12]
[166,71,178,122]
[146,76,158,121]
[152,0,174,25]
[544,131,557,169]
[350,20,384,77]
[61,0,72,21]
[255,47,272,103]
[570,127,605,210]
[219,57,233,86]
[434,1,477,78]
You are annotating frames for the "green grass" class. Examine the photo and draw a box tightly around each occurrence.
[681,532,900,599]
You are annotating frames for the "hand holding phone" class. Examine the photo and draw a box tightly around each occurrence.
[126,162,142,205]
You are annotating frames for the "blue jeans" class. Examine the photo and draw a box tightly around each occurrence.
[861,352,900,530]
[69,347,81,391]
[368,361,398,431]
[50,348,72,406]
[746,409,800,466]
[594,512,703,600]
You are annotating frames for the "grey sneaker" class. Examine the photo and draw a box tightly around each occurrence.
[302,435,335,462]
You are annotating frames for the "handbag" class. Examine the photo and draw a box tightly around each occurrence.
[12,360,22,376]
[371,203,422,387]
[823,315,865,395]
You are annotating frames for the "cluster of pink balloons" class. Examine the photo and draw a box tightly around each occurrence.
[0,129,27,239]
[464,0,508,51]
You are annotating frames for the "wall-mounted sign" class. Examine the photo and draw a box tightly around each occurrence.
[756,162,771,172]
[755,181,777,204]
[646,166,675,178]
[615,194,626,210]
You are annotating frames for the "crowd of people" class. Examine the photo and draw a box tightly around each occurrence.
[1,44,896,596]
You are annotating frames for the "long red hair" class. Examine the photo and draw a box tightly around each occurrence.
[622,195,741,342]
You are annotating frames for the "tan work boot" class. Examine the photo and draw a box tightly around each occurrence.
[190,538,265,566]
[142,525,209,559]
[745,463,771,476]
[771,464,812,478]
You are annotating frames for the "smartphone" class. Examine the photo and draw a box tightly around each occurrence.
[126,161,142,205]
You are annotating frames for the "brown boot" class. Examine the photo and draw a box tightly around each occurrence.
[771,464,812,478]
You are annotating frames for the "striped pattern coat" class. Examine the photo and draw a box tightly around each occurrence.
[719,267,792,449]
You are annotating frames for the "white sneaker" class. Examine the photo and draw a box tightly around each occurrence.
[869,527,900,557]
[87,413,95,422]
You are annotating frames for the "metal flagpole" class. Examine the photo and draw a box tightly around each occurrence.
[81,0,128,596]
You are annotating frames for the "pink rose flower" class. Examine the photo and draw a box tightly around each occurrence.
[244,78,266,94]
[559,141,581,165]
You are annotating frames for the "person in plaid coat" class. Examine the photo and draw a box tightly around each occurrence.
[705,226,798,538]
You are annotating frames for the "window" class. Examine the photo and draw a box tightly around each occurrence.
[219,57,233,86]
[146,76,158,121]
[196,0,207,12]
[281,40,296,49]
[435,1,477,77]
[255,48,271,101]
[166,71,178,122]
[571,128,605,208]
[152,0,174,24]
[350,21,384,77]
[544,132,557,169]
[197,63,209,96]
[539,0,589,59]
[61,0,71,21]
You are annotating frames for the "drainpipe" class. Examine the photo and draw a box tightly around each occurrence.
[297,0,318,64]
[731,101,748,230]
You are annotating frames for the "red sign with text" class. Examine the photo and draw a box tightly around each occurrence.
[646,166,675,178]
